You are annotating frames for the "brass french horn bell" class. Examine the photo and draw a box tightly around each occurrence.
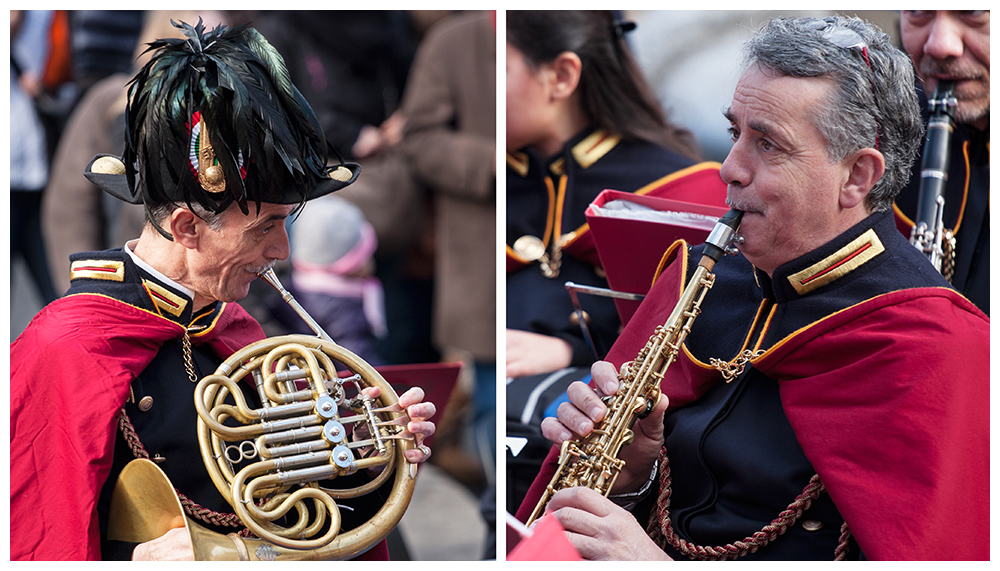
[109,269,417,560]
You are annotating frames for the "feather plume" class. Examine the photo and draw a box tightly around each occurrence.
[123,18,339,220]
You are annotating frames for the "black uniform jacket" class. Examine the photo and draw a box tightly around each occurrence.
[627,211,960,560]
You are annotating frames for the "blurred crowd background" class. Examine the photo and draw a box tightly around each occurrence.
[9,9,495,561]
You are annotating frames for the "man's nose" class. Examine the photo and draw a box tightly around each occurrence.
[268,225,291,261]
[923,13,965,61]
[720,143,750,189]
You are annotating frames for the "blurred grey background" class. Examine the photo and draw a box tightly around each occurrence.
[626,10,902,162]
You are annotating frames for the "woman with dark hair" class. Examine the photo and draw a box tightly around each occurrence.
[505,10,721,379]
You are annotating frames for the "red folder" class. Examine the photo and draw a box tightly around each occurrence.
[506,513,582,561]
[586,190,729,325]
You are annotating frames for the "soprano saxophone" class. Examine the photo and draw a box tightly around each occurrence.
[525,209,744,526]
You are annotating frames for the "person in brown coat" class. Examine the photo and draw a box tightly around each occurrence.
[400,11,496,370]
[396,10,497,558]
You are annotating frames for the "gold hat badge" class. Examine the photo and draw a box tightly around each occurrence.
[197,118,226,194]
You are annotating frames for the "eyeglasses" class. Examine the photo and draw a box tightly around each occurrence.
[800,17,880,150]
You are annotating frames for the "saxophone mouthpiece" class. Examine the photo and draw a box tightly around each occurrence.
[719,208,745,230]
[704,209,745,262]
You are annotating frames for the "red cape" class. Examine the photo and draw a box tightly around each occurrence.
[517,244,989,560]
[10,293,263,560]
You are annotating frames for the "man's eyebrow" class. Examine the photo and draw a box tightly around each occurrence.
[250,212,289,228]
[747,120,773,137]
[723,107,775,137]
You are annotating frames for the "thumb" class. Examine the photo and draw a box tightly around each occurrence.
[635,393,668,442]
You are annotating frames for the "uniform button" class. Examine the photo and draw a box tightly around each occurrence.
[802,519,823,531]
[569,310,591,326]
[138,396,154,411]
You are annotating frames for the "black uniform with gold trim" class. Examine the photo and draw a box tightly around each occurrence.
[506,128,695,365]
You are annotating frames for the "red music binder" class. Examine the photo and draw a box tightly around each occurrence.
[586,189,729,325]
[506,513,582,561]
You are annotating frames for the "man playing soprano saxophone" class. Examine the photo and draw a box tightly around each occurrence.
[11,20,436,561]
[518,16,988,560]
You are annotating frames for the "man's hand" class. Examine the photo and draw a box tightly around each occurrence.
[506,329,573,378]
[362,385,436,464]
[132,526,193,561]
[540,360,668,494]
[544,487,672,561]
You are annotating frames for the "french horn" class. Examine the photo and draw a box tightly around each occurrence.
[109,269,416,560]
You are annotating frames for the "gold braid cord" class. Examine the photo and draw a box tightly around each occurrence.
[646,447,852,560]
[116,409,245,531]
[114,331,251,532]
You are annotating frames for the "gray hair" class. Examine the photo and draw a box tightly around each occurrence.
[743,16,924,211]
[146,201,225,233]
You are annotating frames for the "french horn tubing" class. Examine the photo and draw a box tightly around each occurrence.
[109,269,416,560]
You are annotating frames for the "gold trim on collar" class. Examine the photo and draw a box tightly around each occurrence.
[549,157,566,177]
[571,130,621,169]
[141,279,189,318]
[506,151,530,177]
[70,259,125,282]
[787,228,885,295]
[189,303,225,337]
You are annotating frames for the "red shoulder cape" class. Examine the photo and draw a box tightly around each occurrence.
[10,294,263,561]
[517,244,989,560]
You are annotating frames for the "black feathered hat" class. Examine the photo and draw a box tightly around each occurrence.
[85,19,360,239]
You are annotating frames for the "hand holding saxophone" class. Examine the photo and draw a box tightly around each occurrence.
[538,362,671,560]
[540,360,669,495]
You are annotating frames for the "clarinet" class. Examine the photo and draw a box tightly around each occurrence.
[909,81,957,280]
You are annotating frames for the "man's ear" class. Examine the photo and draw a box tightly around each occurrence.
[548,51,582,102]
[840,148,886,210]
[168,208,201,249]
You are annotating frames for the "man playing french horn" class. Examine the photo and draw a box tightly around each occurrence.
[11,20,436,561]
[517,16,988,560]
